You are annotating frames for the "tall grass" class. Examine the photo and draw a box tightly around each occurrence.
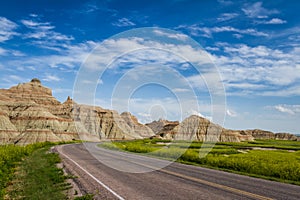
[99,139,300,184]
[0,142,50,198]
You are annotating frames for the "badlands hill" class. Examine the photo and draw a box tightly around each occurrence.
[0,79,298,145]
[0,79,153,145]
[146,117,299,142]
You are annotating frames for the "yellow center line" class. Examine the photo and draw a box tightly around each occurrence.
[90,146,273,200]
[127,158,273,200]
[95,145,274,200]
[159,168,273,200]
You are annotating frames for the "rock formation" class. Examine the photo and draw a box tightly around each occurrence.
[0,79,154,145]
[0,79,298,145]
[147,115,254,142]
[244,129,274,140]
[275,133,299,141]
[146,119,179,138]
[121,112,154,138]
[146,116,298,142]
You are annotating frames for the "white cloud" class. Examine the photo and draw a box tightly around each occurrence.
[53,88,73,94]
[226,109,237,117]
[21,19,49,28]
[8,75,25,82]
[102,97,212,123]
[217,13,238,22]
[3,75,27,84]
[188,109,212,121]
[0,17,18,42]
[112,18,135,27]
[113,97,183,123]
[21,18,74,49]
[178,24,268,38]
[153,29,188,41]
[82,79,103,85]
[0,39,97,89]
[43,75,61,82]
[242,2,279,19]
[274,104,300,115]
[82,36,213,72]
[28,66,36,71]
[217,0,233,6]
[0,47,25,57]
[29,13,38,18]
[206,46,219,51]
[85,3,100,13]
[264,18,287,24]
[211,43,300,96]
[172,88,190,93]
[0,47,7,55]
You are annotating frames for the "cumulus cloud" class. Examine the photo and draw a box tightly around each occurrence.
[82,36,213,73]
[264,18,287,24]
[210,43,300,96]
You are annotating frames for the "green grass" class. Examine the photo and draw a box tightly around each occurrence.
[0,141,82,199]
[0,142,50,199]
[219,139,300,150]
[99,139,300,185]
[5,143,71,200]
[74,194,94,200]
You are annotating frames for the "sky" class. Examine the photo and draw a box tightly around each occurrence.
[0,0,300,134]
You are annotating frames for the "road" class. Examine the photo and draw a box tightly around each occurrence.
[56,143,300,200]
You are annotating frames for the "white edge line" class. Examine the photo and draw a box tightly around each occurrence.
[58,144,125,200]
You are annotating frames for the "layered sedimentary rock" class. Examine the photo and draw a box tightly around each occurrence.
[147,115,255,142]
[157,115,255,142]
[0,79,154,144]
[244,129,275,140]
[147,116,299,142]
[0,79,298,144]
[121,112,154,138]
[0,110,20,143]
[275,133,299,141]
[146,119,180,140]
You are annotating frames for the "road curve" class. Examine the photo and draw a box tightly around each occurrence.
[56,143,300,200]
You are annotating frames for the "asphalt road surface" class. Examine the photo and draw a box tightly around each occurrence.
[56,143,300,200]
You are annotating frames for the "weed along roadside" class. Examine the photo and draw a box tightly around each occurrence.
[99,139,300,185]
[0,141,87,200]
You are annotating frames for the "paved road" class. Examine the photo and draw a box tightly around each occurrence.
[56,143,300,200]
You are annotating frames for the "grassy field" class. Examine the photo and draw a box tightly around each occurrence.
[0,142,80,200]
[100,139,300,185]
[0,142,48,198]
[6,144,70,199]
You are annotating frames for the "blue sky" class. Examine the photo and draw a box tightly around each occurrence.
[0,0,300,134]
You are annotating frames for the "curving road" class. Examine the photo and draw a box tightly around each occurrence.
[56,143,300,200]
